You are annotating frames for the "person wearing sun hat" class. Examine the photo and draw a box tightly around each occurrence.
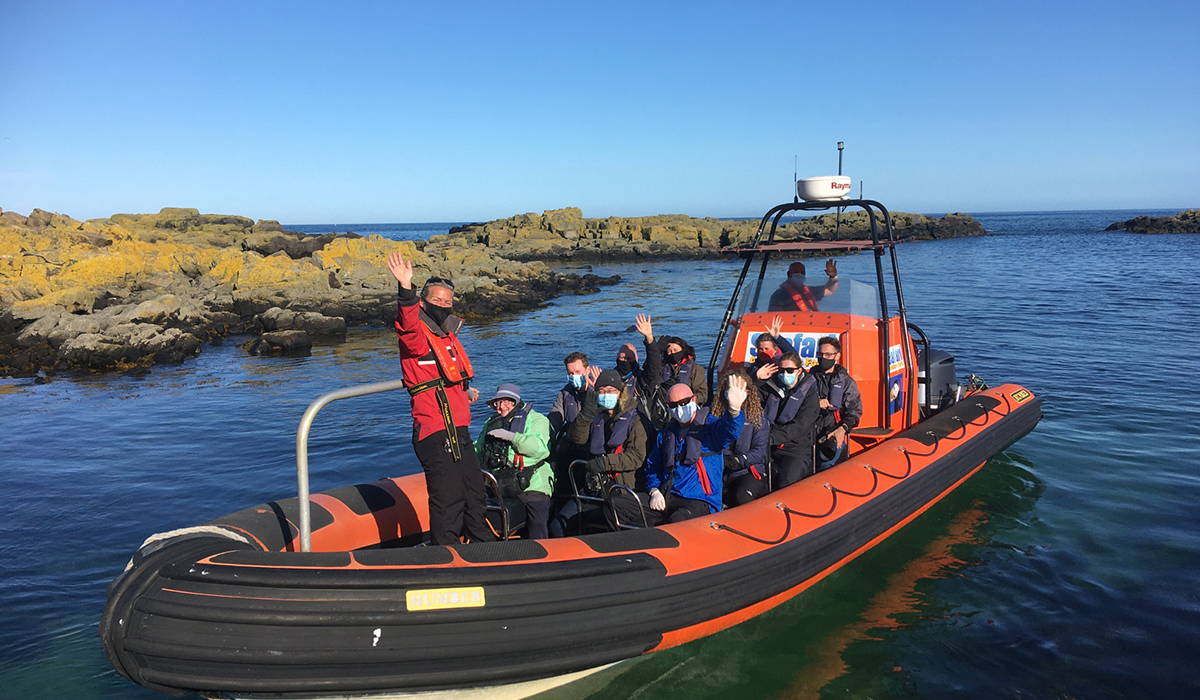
[475,383,554,539]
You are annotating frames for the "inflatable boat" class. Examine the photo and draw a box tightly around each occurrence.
[101,186,1041,698]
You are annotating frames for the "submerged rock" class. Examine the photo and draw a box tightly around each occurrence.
[1105,209,1200,234]
[242,330,312,356]
[256,307,346,337]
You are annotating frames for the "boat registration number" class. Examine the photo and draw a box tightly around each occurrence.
[405,586,486,611]
[1011,389,1032,403]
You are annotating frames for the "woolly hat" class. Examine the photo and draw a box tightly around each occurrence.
[617,343,639,362]
[595,369,625,392]
[487,383,521,405]
[787,261,807,275]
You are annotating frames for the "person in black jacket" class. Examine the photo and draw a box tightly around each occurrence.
[634,313,708,406]
[758,352,819,488]
[711,366,770,506]
[811,336,863,471]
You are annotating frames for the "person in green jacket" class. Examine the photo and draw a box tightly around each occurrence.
[475,383,554,539]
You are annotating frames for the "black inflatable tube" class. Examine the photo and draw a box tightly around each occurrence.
[102,398,1040,697]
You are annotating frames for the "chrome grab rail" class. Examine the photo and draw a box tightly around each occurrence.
[295,378,410,552]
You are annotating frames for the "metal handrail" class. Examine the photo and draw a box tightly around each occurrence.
[295,378,409,552]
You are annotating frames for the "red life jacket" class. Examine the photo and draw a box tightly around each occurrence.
[415,322,474,386]
[783,280,818,311]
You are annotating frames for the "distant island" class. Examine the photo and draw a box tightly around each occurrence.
[1105,209,1200,234]
[0,205,986,377]
[437,207,986,261]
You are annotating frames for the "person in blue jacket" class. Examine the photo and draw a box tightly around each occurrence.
[644,376,748,523]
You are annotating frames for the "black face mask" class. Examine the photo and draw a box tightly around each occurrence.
[422,301,451,326]
[666,350,686,365]
[616,359,636,377]
[816,357,836,372]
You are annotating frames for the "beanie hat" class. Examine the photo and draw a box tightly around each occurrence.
[487,383,522,405]
[595,369,625,392]
[788,261,807,275]
[617,343,639,362]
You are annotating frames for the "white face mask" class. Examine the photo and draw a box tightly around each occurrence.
[671,401,697,424]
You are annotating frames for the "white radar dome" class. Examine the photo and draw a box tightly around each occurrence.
[796,175,853,201]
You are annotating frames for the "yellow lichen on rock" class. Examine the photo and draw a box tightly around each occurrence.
[313,235,423,272]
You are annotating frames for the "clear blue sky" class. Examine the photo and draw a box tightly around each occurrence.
[2,1,1197,222]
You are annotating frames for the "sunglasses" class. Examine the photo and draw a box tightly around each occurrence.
[667,396,694,408]
[779,367,802,374]
[424,276,455,290]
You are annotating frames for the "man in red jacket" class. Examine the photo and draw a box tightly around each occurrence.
[386,252,491,545]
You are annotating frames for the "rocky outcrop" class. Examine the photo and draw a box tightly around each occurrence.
[436,207,987,261]
[242,330,312,356]
[1105,209,1200,234]
[0,207,618,377]
[256,307,347,337]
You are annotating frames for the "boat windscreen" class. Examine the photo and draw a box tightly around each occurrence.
[737,259,881,319]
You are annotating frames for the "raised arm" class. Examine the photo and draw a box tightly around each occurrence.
[388,252,430,358]
[638,314,665,389]
[821,258,840,297]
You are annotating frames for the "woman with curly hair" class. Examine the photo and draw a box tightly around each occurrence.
[710,366,771,506]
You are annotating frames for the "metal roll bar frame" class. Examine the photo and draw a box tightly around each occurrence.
[707,198,916,433]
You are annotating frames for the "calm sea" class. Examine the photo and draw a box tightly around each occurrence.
[2,210,1197,698]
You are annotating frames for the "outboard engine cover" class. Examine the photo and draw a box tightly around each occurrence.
[917,349,958,412]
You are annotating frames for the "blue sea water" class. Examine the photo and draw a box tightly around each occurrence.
[286,221,469,240]
[1,209,1198,698]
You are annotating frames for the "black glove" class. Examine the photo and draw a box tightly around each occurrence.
[585,456,608,474]
[726,454,744,471]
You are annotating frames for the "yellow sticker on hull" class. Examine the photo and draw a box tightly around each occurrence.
[1011,389,1032,403]
[406,586,486,611]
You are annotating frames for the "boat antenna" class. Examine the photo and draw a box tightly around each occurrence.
[859,179,864,199]
[834,141,845,238]
[793,154,799,204]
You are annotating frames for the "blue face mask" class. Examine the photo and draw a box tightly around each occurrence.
[597,392,619,410]
[569,374,585,389]
[779,371,798,388]
[671,401,697,424]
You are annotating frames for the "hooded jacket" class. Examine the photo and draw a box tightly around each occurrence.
[645,338,709,405]
[474,402,554,496]
[567,387,648,489]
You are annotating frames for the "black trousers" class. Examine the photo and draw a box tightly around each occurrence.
[414,427,492,545]
[646,494,712,525]
[725,471,769,507]
[772,442,815,489]
[518,491,551,540]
